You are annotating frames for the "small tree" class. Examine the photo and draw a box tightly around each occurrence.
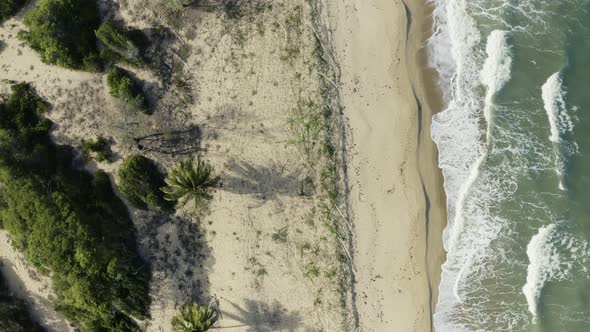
[107,66,147,113]
[96,23,140,61]
[161,156,220,213]
[118,155,169,210]
[171,302,219,332]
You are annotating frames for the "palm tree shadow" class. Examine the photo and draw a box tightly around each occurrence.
[221,160,306,201]
[222,299,303,332]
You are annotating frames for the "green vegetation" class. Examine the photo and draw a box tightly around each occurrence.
[107,66,147,113]
[96,23,140,62]
[82,136,112,162]
[171,302,219,332]
[0,83,149,331]
[118,155,170,210]
[161,157,220,214]
[0,272,45,332]
[0,0,26,22]
[19,0,101,71]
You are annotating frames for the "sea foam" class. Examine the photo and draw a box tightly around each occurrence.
[428,0,537,329]
[522,224,559,321]
[523,225,590,322]
[541,72,575,190]
[542,72,571,144]
[481,30,512,126]
[429,0,512,329]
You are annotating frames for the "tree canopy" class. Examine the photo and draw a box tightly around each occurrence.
[161,157,220,214]
[107,66,148,113]
[171,302,219,332]
[0,83,149,331]
[96,23,140,61]
[19,0,101,71]
[118,155,170,210]
[0,0,27,22]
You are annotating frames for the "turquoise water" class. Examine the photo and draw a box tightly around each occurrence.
[429,0,590,330]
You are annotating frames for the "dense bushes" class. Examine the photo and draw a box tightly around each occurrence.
[96,23,140,62]
[0,272,45,332]
[107,66,148,113]
[0,0,27,22]
[118,155,169,210]
[19,0,101,71]
[0,83,149,331]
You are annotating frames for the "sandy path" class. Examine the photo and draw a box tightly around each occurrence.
[327,0,446,331]
[0,232,72,331]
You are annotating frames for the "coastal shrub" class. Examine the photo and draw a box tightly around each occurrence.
[19,0,101,71]
[161,156,221,214]
[0,0,27,22]
[107,66,148,113]
[82,136,112,162]
[0,83,149,331]
[117,155,169,210]
[171,302,219,332]
[0,272,45,332]
[96,23,140,61]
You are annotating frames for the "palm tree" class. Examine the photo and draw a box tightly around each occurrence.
[161,156,221,213]
[171,302,220,332]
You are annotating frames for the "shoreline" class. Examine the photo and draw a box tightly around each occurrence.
[405,0,447,322]
[327,0,446,330]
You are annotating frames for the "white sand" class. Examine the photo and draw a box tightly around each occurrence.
[0,0,446,331]
[327,0,446,330]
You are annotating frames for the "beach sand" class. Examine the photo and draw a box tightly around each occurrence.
[327,0,446,330]
[0,0,444,330]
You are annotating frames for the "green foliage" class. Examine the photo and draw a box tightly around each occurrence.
[0,0,26,22]
[117,155,170,210]
[0,272,45,332]
[0,83,149,331]
[171,302,219,332]
[0,83,54,175]
[20,0,101,71]
[82,136,112,162]
[96,23,140,61]
[107,66,147,113]
[161,157,220,214]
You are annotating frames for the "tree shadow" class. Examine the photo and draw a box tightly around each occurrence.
[132,211,214,308]
[221,160,308,200]
[134,125,201,157]
[222,299,304,332]
[0,258,71,331]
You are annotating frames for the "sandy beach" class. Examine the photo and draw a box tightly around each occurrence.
[327,0,446,330]
[0,0,445,330]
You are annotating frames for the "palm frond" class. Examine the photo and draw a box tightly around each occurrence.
[171,302,220,332]
[161,156,220,214]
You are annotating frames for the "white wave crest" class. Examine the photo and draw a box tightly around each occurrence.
[541,72,575,190]
[542,72,572,143]
[522,224,559,321]
[522,225,590,322]
[481,30,512,126]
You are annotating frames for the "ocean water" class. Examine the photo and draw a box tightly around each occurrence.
[428,0,590,330]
